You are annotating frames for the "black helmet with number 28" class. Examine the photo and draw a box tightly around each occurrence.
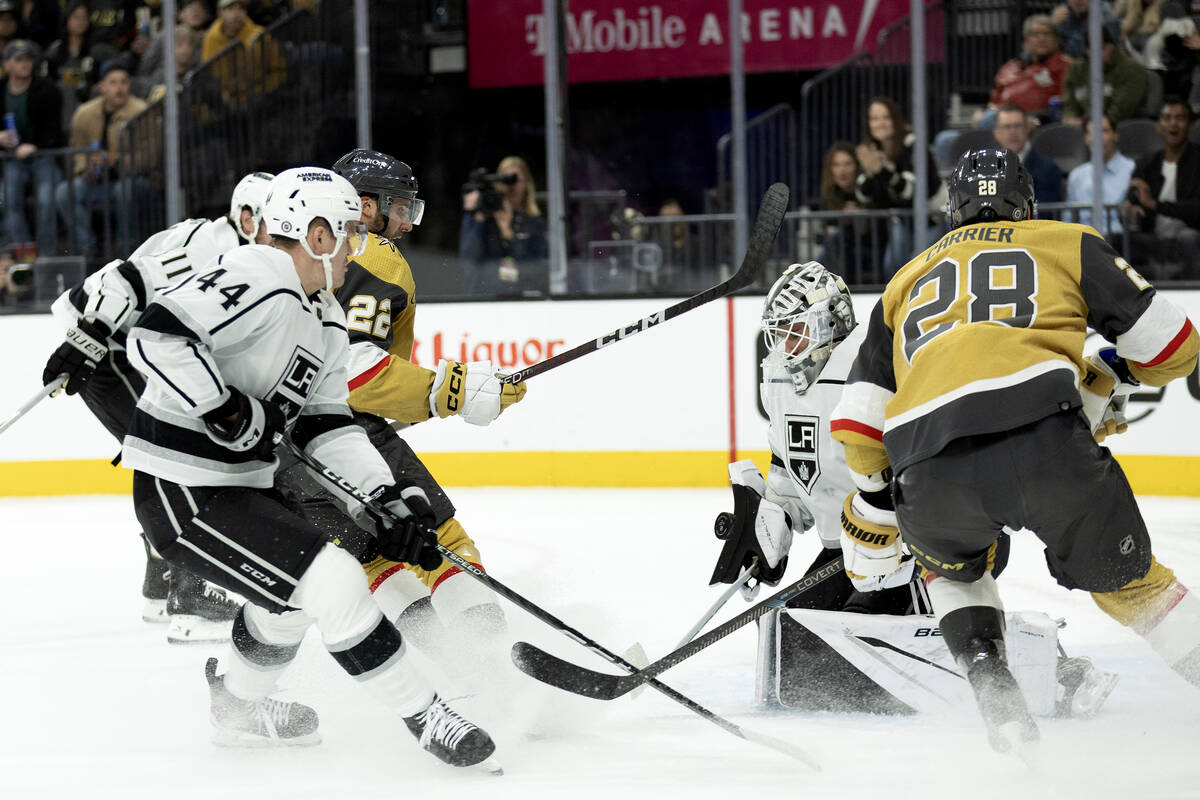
[947,147,1036,229]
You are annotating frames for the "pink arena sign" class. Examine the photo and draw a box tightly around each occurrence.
[467,1,914,87]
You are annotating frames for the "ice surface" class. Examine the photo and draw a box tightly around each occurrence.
[1,489,1198,799]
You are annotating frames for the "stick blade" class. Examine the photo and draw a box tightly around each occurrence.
[732,182,790,288]
[510,641,630,699]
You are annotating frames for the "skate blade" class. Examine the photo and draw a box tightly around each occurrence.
[1071,670,1120,718]
[210,727,321,748]
[475,756,504,776]
[142,598,168,624]
[168,615,233,645]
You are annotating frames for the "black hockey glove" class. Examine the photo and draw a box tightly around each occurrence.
[364,484,443,571]
[201,388,286,460]
[42,317,111,395]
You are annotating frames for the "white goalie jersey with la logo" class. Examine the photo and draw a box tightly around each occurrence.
[760,324,866,549]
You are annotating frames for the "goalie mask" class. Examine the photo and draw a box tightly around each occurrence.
[228,171,275,242]
[761,262,855,394]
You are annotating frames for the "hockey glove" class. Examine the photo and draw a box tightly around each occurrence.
[201,388,286,461]
[710,460,793,594]
[840,490,913,592]
[1080,347,1139,443]
[362,484,443,570]
[42,317,111,395]
[429,359,527,426]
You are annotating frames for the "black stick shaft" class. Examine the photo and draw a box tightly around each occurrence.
[501,182,789,384]
[277,435,816,765]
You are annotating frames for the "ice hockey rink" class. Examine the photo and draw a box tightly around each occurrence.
[1,488,1198,800]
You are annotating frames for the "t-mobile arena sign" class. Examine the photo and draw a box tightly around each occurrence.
[467,0,912,88]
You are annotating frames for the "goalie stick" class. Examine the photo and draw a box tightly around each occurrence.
[511,555,844,701]
[500,182,790,384]
[0,377,66,437]
[277,434,819,769]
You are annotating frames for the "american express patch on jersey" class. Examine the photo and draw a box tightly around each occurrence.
[785,414,821,493]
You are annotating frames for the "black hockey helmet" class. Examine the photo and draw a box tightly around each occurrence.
[331,149,423,225]
[946,147,1036,228]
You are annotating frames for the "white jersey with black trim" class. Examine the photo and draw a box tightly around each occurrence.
[50,217,242,342]
[122,244,392,496]
[761,324,865,549]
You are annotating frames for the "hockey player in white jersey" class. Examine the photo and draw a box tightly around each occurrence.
[122,167,497,768]
[41,171,275,642]
[711,262,1116,716]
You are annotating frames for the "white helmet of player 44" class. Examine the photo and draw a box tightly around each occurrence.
[761,261,856,394]
[262,167,368,290]
[228,171,275,242]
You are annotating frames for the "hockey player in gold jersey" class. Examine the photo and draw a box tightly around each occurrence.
[275,150,527,679]
[830,148,1199,753]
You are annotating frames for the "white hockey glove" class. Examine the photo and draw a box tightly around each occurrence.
[1080,347,1139,443]
[429,359,528,426]
[729,459,793,572]
[840,490,913,592]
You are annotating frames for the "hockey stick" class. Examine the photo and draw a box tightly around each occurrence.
[500,182,789,384]
[277,435,819,769]
[674,559,757,650]
[0,377,66,437]
[510,555,844,701]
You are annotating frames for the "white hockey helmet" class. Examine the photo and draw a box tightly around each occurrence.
[262,167,368,291]
[228,171,275,242]
[761,261,855,394]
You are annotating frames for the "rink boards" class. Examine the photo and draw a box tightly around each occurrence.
[1,291,1197,496]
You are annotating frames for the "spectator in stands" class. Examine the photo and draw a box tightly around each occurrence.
[245,0,296,27]
[1053,0,1120,59]
[817,140,882,281]
[17,0,60,48]
[1141,2,1200,98]
[993,104,1064,204]
[1123,96,1200,278]
[201,0,285,101]
[0,1,21,74]
[1062,22,1150,125]
[42,2,108,107]
[54,56,147,256]
[137,0,207,83]
[1117,0,1168,55]
[988,15,1070,123]
[1067,112,1135,235]
[135,24,196,101]
[1,37,63,256]
[654,198,696,276]
[460,155,549,297]
[854,96,941,273]
[86,1,138,54]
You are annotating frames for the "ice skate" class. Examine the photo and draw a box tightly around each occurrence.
[404,694,500,772]
[205,658,319,747]
[959,640,1040,755]
[166,571,241,644]
[141,534,170,623]
[1056,656,1119,718]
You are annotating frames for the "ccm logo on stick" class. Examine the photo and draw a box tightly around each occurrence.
[596,311,665,348]
[241,563,278,586]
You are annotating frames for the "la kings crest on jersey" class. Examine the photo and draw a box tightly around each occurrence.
[784,415,820,493]
[271,345,325,421]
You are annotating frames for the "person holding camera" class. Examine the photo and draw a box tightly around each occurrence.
[1122,96,1200,279]
[458,155,548,297]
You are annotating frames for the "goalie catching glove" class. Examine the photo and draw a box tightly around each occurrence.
[429,359,527,426]
[709,459,794,595]
[1080,347,1139,443]
[840,489,914,592]
[42,317,111,395]
[356,484,443,570]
